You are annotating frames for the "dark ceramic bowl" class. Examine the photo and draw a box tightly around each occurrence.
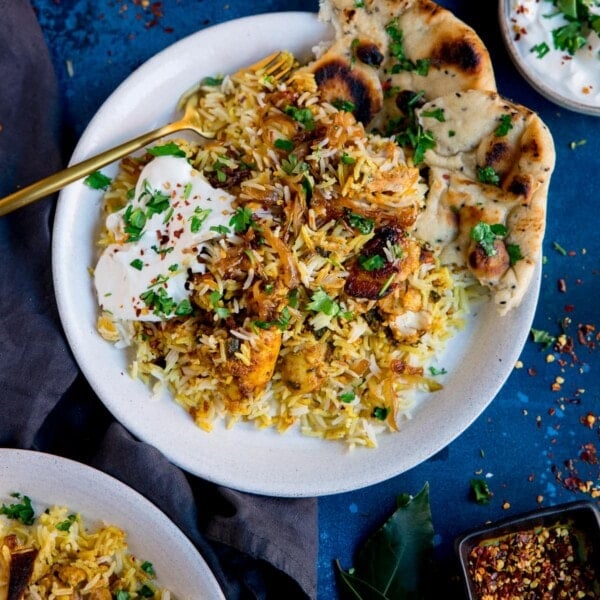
[456,501,600,598]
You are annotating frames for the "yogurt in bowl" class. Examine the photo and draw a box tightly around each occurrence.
[499,0,600,115]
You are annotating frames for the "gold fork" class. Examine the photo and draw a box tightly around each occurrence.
[0,51,295,216]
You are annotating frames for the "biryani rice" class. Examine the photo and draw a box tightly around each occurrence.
[0,501,170,599]
[96,58,481,448]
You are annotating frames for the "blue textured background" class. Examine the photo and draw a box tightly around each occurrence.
[31,0,600,596]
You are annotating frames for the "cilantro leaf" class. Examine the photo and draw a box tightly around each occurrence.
[494,114,513,137]
[470,222,507,257]
[358,254,387,271]
[306,289,341,317]
[284,106,315,131]
[147,142,186,157]
[347,212,374,234]
[0,493,35,525]
[229,206,254,234]
[476,165,501,186]
[531,327,557,349]
[470,478,493,504]
[84,170,112,190]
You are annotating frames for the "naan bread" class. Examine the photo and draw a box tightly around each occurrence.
[308,0,496,126]
[413,90,556,314]
[305,0,555,314]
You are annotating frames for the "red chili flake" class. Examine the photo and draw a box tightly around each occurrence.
[563,475,584,491]
[564,304,575,312]
[527,367,537,376]
[557,278,567,292]
[580,443,598,464]
[577,324,596,349]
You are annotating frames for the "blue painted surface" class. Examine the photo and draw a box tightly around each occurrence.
[31,0,600,597]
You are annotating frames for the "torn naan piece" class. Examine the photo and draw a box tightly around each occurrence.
[308,0,496,126]
[412,90,556,314]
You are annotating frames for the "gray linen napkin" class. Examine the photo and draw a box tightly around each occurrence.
[0,2,317,598]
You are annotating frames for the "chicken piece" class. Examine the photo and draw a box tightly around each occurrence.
[3,547,37,600]
[345,226,421,299]
[281,342,330,394]
[57,565,87,588]
[221,328,282,412]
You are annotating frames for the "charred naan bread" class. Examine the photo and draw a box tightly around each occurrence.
[307,0,496,126]
[413,90,556,314]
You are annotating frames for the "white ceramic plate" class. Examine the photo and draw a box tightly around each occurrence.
[499,0,600,116]
[0,448,224,599]
[53,12,540,497]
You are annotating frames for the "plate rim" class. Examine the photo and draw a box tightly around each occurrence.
[0,448,225,599]
[52,11,541,497]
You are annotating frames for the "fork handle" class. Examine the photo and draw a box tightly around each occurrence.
[0,120,187,216]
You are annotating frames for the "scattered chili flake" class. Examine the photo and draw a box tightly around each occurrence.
[557,277,567,292]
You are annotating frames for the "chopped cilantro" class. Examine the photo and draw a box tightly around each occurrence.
[281,153,308,176]
[138,585,155,598]
[174,298,193,316]
[284,106,315,130]
[332,99,356,112]
[190,207,212,233]
[507,243,524,266]
[531,327,556,349]
[531,42,551,58]
[201,75,224,86]
[470,222,508,257]
[553,241,568,255]
[372,407,389,421]
[378,274,396,297]
[56,514,77,531]
[341,152,356,165]
[307,289,342,317]
[428,366,447,376]
[288,288,300,309]
[494,114,513,137]
[340,391,355,403]
[210,224,231,235]
[123,205,147,242]
[183,182,193,200]
[147,142,185,157]
[139,180,171,217]
[274,138,294,152]
[470,478,493,504]
[254,307,292,331]
[386,18,430,75]
[229,206,254,234]
[140,287,176,318]
[84,170,112,190]
[347,212,374,234]
[354,0,365,6]
[130,258,144,271]
[358,254,387,271]
[420,108,445,122]
[476,166,501,186]
[116,592,130,600]
[141,561,156,576]
[0,493,35,525]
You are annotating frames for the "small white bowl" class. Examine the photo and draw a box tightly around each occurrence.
[499,0,600,116]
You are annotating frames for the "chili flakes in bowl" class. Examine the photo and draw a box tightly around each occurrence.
[456,501,600,598]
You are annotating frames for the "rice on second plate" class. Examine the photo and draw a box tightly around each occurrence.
[95,61,475,448]
[0,495,170,599]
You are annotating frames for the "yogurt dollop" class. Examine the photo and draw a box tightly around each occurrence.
[509,0,600,105]
[95,155,235,321]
